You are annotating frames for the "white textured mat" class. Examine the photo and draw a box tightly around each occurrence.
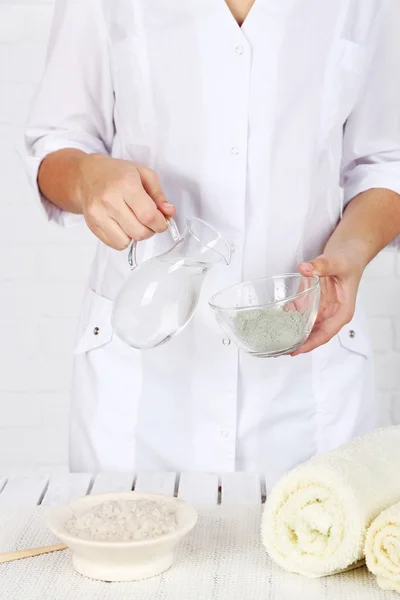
[0,506,396,600]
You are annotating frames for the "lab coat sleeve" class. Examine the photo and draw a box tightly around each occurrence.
[341,0,400,206]
[25,0,114,227]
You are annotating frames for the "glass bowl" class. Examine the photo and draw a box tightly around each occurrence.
[209,274,320,357]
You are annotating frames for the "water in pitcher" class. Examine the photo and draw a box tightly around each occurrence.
[112,217,234,350]
[112,254,208,350]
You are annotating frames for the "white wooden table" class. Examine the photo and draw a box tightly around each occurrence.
[0,472,396,600]
[0,471,264,507]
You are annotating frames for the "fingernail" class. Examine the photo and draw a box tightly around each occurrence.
[301,262,314,272]
[163,203,175,209]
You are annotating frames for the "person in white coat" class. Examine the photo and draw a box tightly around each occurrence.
[25,0,400,482]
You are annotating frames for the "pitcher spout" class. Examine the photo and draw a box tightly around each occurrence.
[186,217,234,267]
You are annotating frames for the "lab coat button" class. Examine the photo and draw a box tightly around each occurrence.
[221,428,230,438]
[235,45,244,55]
[222,338,231,346]
[93,327,100,336]
[349,330,356,339]
[230,146,240,156]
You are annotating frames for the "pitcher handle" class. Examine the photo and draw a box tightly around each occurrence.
[128,217,181,269]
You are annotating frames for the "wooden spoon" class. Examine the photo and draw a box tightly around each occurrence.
[0,544,67,564]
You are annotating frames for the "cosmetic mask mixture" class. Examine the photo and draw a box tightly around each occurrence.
[233,307,306,353]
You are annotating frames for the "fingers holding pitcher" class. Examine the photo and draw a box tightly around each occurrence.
[78,154,175,250]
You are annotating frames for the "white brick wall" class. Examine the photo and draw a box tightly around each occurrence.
[0,0,96,474]
[0,1,399,472]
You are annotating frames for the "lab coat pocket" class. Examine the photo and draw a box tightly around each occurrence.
[71,287,143,472]
[312,309,375,455]
[110,36,155,146]
[74,289,114,354]
[337,312,372,359]
[320,39,367,137]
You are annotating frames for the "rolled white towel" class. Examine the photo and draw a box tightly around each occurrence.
[262,426,400,578]
[365,501,400,593]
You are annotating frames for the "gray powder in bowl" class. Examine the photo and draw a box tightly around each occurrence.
[233,307,306,354]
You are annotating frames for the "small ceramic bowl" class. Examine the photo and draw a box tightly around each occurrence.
[48,491,198,582]
[209,274,320,357]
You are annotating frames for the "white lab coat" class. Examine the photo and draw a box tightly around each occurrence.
[25,0,400,481]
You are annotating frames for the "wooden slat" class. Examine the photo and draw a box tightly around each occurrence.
[0,474,49,506]
[90,473,134,495]
[260,475,267,504]
[41,473,92,506]
[134,472,176,496]
[220,472,262,505]
[178,472,219,505]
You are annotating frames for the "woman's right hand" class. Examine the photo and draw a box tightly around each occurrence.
[76,153,175,250]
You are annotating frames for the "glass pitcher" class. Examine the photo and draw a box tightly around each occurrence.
[112,218,233,350]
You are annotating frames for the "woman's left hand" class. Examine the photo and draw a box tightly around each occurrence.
[292,252,364,355]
